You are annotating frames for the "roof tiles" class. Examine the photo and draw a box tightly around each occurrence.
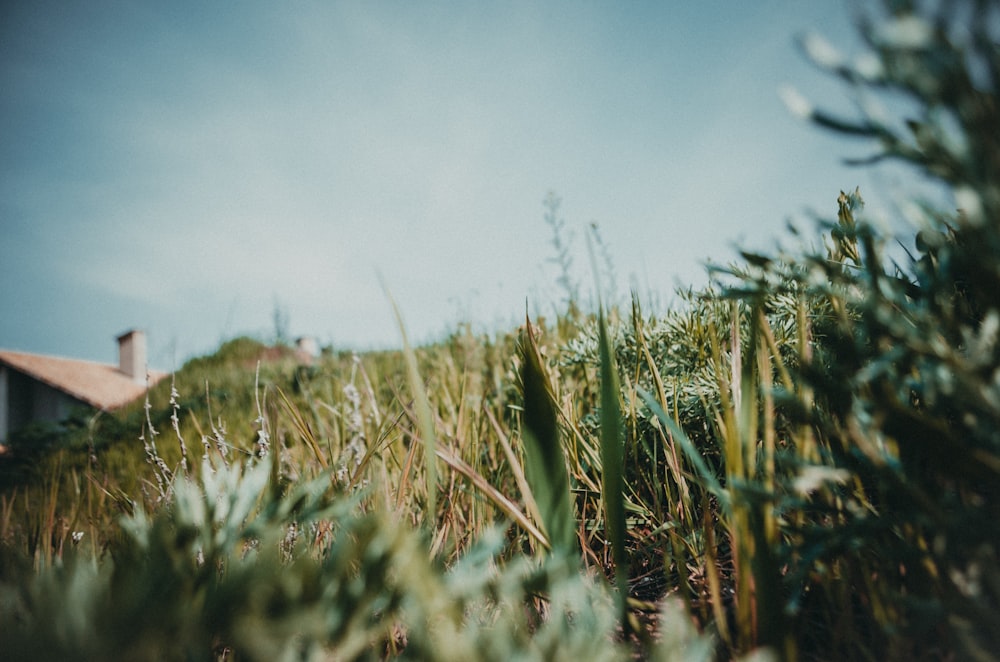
[0,350,167,411]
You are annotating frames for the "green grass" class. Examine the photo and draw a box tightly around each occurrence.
[2,2,999,659]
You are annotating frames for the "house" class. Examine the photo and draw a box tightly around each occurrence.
[0,330,167,445]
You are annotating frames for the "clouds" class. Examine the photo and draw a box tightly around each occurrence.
[0,1,877,365]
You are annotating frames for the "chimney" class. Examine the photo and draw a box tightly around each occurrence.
[117,329,147,383]
[295,336,319,363]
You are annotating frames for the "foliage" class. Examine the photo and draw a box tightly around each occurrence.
[0,450,711,661]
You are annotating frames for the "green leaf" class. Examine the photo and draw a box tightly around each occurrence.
[597,306,630,626]
[519,318,576,556]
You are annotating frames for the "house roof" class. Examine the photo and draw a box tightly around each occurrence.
[0,350,168,411]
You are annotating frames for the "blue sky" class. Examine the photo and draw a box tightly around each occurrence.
[2,2,906,369]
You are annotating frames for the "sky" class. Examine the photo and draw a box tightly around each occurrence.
[1,1,916,370]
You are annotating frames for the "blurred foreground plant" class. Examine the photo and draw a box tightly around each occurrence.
[0,449,715,661]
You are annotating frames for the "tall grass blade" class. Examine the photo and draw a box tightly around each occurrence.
[596,305,630,628]
[587,231,632,629]
[519,316,576,556]
[382,280,438,528]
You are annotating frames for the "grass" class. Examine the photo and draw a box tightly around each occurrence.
[2,1,999,659]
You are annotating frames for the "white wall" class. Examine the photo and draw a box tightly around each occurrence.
[0,367,88,445]
[0,366,8,443]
